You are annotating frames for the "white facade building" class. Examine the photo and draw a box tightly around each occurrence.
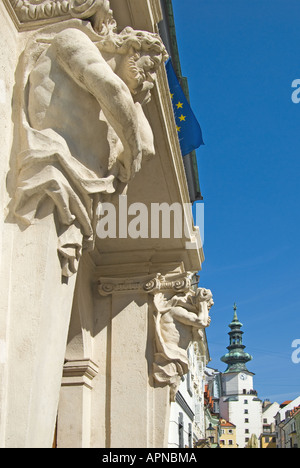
[168,340,209,448]
[262,401,280,426]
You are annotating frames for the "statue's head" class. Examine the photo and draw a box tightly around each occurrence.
[97,27,169,103]
[71,1,168,103]
[195,288,214,311]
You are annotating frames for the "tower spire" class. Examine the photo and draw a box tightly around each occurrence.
[233,302,238,320]
[220,303,253,374]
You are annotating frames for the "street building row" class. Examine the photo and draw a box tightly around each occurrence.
[169,304,300,448]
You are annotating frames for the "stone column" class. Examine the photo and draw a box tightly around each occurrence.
[1,214,77,448]
[57,359,99,448]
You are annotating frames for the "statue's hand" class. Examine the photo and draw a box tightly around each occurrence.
[132,151,143,174]
[117,126,143,182]
[126,102,155,178]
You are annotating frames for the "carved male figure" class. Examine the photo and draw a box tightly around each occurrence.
[153,287,214,400]
[12,0,168,275]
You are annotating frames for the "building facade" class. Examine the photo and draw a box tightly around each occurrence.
[0,0,213,448]
[219,305,262,448]
[275,398,300,448]
[168,340,209,448]
[294,408,300,448]
[219,419,237,448]
[260,401,279,448]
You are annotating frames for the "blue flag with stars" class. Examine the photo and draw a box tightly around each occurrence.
[165,58,204,156]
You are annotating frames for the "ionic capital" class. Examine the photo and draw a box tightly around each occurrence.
[97,272,192,297]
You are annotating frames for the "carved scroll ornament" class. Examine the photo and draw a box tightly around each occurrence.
[6,0,116,30]
[98,272,192,297]
[9,0,168,277]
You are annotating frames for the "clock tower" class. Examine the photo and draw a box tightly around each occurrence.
[219,304,262,448]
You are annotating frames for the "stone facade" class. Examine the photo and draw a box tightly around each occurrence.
[0,0,212,448]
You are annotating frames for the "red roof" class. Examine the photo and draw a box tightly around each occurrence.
[288,406,300,417]
[280,400,292,408]
[220,419,236,428]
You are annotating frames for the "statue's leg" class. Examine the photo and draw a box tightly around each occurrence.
[1,213,77,448]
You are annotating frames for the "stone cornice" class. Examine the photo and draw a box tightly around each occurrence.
[98,272,192,296]
[175,391,195,420]
[4,0,163,33]
[4,0,113,31]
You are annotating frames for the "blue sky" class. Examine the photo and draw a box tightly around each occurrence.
[172,0,300,403]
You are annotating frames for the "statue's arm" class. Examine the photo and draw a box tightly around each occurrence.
[171,306,210,329]
[51,28,142,181]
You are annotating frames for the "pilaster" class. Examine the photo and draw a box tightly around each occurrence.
[57,359,99,448]
[94,269,192,448]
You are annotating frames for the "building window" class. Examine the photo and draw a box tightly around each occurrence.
[244,409,248,414]
[228,440,233,445]
[245,418,249,423]
[263,418,267,423]
[245,429,249,434]
[244,399,248,404]
[220,440,225,446]
[188,423,192,448]
[178,413,184,448]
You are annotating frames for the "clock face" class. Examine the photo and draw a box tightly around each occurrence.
[240,373,247,380]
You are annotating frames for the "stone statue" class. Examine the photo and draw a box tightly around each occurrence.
[152,287,214,401]
[10,0,168,276]
[246,434,259,448]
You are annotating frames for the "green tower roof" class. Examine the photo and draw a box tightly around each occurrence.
[221,303,253,374]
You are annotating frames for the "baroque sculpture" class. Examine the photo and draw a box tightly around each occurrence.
[9,0,168,276]
[98,272,214,401]
[153,286,213,401]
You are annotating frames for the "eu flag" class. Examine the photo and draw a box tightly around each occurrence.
[165,58,204,156]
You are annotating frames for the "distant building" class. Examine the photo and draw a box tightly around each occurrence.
[294,408,300,448]
[275,397,300,448]
[219,304,262,448]
[260,400,279,448]
[205,367,222,416]
[168,340,210,448]
[219,419,237,448]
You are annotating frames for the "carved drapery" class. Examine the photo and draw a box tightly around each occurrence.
[98,272,213,401]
